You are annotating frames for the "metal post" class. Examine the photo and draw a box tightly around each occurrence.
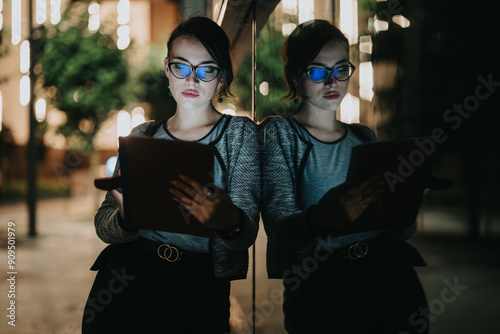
[27,0,37,237]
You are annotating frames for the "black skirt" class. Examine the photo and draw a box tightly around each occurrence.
[283,237,429,334]
[82,237,231,334]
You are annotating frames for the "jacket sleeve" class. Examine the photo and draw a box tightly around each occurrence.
[94,122,153,244]
[260,118,317,250]
[216,117,260,250]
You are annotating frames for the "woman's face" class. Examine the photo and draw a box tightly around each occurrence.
[298,40,350,112]
[165,35,221,110]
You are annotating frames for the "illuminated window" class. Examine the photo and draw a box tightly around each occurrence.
[117,110,131,146]
[12,0,21,45]
[88,2,101,33]
[50,0,61,25]
[0,0,3,31]
[298,0,314,24]
[282,0,297,15]
[131,107,146,128]
[20,75,30,106]
[117,0,131,50]
[0,91,2,131]
[36,0,47,25]
[20,40,30,74]
[35,98,47,122]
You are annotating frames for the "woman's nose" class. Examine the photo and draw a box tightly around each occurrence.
[324,72,337,86]
[185,70,199,84]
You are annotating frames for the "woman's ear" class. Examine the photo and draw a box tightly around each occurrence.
[164,58,169,76]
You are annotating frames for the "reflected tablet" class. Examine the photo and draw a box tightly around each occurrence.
[337,138,435,234]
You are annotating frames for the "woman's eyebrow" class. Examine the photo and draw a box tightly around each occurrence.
[308,59,350,67]
[172,56,217,65]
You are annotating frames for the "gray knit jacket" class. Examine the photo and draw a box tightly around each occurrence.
[94,116,260,280]
[260,116,380,279]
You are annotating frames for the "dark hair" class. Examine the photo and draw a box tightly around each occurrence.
[281,20,349,100]
[167,16,235,99]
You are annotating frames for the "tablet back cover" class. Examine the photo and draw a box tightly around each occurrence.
[119,136,215,238]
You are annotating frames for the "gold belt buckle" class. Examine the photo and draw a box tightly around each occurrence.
[347,242,369,260]
[157,244,182,262]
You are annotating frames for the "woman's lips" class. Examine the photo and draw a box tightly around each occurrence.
[181,89,199,98]
[323,91,340,100]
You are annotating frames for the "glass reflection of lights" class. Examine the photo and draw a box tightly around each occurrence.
[359,35,373,54]
[392,15,410,28]
[339,0,358,45]
[374,16,389,32]
[259,82,269,96]
[359,62,374,101]
[340,93,360,124]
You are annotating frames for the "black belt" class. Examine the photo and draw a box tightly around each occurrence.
[132,237,211,265]
[331,236,383,261]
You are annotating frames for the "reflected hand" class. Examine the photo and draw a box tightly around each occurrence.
[168,174,239,231]
[311,175,385,234]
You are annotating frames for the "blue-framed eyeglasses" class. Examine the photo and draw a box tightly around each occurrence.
[306,62,355,83]
[168,61,220,82]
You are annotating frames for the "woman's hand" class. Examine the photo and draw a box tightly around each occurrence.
[109,189,125,220]
[311,175,385,234]
[168,174,240,231]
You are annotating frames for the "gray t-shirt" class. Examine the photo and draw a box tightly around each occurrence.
[288,117,383,249]
[138,115,229,253]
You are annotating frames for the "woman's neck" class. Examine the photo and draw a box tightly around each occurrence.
[167,105,222,141]
[292,103,345,142]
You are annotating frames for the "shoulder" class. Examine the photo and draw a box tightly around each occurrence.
[225,115,258,135]
[346,123,377,142]
[130,121,156,136]
[260,115,292,128]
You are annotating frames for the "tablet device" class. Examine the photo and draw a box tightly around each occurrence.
[337,138,435,234]
[98,136,216,238]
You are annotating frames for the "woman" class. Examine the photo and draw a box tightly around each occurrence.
[260,20,428,333]
[82,16,259,333]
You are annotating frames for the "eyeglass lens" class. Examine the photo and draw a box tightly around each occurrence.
[170,63,219,82]
[308,65,353,82]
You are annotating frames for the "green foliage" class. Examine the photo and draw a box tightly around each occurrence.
[130,46,177,122]
[37,1,129,152]
[232,21,296,122]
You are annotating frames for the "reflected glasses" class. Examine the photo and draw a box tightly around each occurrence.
[168,62,220,82]
[306,62,355,83]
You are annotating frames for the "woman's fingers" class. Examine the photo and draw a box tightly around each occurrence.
[109,189,125,219]
[178,174,207,195]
